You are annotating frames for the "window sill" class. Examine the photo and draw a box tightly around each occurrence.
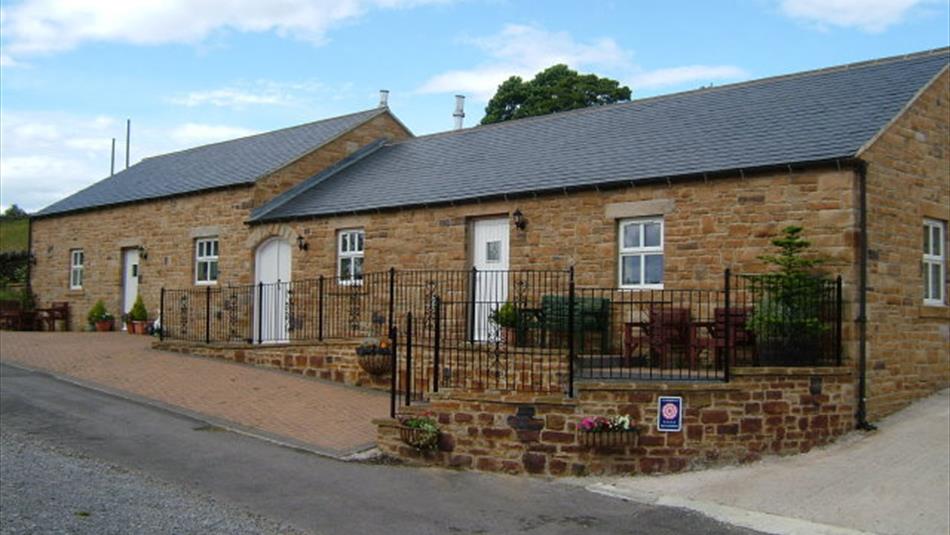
[919,305,949,320]
[617,285,665,291]
[194,281,219,287]
[67,288,85,295]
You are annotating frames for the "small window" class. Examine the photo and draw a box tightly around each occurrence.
[195,238,219,285]
[338,229,364,284]
[619,218,664,288]
[923,219,946,305]
[69,249,84,290]
[485,240,501,263]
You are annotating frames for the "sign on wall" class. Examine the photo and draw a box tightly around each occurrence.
[657,396,683,432]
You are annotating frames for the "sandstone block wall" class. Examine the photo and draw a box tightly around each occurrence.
[376,367,855,477]
[861,68,950,419]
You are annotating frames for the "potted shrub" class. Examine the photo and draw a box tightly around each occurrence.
[87,300,114,332]
[398,412,440,450]
[128,295,149,334]
[746,226,829,366]
[355,336,393,375]
[578,414,638,449]
[488,302,519,345]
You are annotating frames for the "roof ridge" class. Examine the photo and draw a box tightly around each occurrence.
[387,46,950,145]
[140,107,385,162]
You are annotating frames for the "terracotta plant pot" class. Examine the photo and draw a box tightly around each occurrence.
[125,321,134,333]
[95,319,113,332]
[132,320,149,334]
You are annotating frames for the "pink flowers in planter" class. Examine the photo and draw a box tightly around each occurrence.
[579,415,633,433]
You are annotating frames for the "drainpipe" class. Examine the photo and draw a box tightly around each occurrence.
[855,160,876,431]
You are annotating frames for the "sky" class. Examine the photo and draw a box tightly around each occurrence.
[1,0,948,213]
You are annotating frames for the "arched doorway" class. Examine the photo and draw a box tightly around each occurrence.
[254,237,292,343]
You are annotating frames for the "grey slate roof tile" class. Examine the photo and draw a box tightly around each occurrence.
[253,48,948,222]
[35,108,387,217]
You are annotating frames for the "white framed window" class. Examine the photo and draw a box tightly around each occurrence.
[195,238,219,285]
[923,219,946,305]
[338,229,364,284]
[69,249,84,290]
[618,218,664,289]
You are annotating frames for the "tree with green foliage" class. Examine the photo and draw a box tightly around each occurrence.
[2,205,27,219]
[481,64,631,125]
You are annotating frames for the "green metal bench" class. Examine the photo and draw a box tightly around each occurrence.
[518,295,610,353]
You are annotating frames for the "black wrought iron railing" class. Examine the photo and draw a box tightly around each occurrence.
[159,268,843,408]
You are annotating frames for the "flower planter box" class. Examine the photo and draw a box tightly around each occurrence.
[398,425,440,450]
[94,319,114,332]
[579,429,639,450]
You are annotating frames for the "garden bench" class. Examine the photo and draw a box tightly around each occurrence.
[519,295,611,353]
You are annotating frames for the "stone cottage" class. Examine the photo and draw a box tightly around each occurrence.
[30,46,948,450]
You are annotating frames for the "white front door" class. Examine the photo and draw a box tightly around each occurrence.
[254,238,292,343]
[121,248,140,330]
[472,218,509,341]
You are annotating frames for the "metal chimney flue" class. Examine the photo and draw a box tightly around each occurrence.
[110,138,116,176]
[453,95,465,130]
[378,89,389,108]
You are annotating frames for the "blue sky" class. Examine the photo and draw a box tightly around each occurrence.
[1,0,948,213]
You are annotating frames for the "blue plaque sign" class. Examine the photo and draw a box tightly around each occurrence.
[657,396,683,432]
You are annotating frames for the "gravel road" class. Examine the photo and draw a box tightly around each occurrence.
[0,428,304,535]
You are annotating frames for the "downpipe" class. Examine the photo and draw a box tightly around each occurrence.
[855,160,876,432]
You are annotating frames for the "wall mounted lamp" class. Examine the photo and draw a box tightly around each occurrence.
[512,208,527,231]
[297,235,309,251]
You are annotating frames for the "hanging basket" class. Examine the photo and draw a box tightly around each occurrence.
[579,429,639,450]
[398,425,440,450]
[357,352,393,375]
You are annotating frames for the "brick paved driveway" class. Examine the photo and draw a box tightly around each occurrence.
[0,332,389,456]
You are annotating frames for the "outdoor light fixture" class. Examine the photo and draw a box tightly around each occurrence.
[297,235,309,251]
[512,209,527,230]
[137,245,148,260]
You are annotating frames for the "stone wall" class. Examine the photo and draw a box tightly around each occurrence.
[154,339,391,390]
[376,367,854,476]
[860,68,950,419]
[29,112,409,330]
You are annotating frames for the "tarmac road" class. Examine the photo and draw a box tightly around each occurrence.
[0,363,760,535]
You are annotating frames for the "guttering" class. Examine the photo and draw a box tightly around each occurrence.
[855,160,876,431]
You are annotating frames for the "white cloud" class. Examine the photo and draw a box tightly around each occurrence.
[630,65,748,90]
[780,0,926,32]
[418,24,747,101]
[170,123,258,145]
[168,79,336,109]
[170,89,289,108]
[0,0,449,61]
[418,24,633,101]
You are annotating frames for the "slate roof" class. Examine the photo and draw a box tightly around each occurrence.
[252,48,949,223]
[36,108,390,217]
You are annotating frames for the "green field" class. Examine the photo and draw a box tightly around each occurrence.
[0,218,29,253]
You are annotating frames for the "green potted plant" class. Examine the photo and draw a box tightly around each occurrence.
[746,226,829,366]
[87,300,114,332]
[488,301,519,345]
[128,295,149,334]
[398,412,440,450]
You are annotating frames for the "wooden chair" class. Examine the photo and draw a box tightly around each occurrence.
[624,305,692,368]
[36,301,70,331]
[694,307,755,368]
[0,299,23,330]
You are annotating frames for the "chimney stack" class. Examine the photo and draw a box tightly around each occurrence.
[110,138,116,176]
[378,89,390,108]
[453,95,465,130]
